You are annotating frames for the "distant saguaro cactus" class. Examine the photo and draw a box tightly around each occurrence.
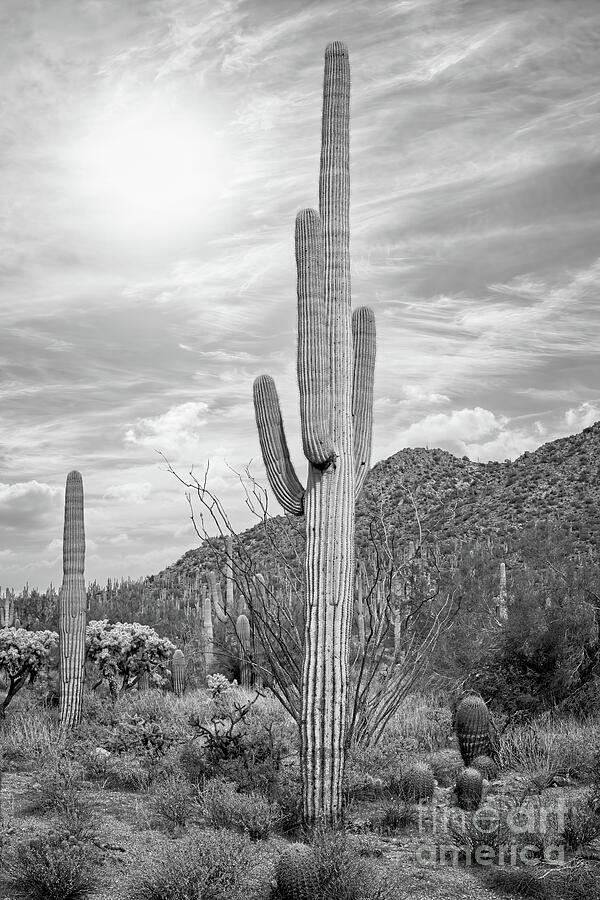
[202,593,214,677]
[58,470,87,729]
[171,648,185,696]
[0,591,16,628]
[253,42,376,826]
[455,693,492,765]
[236,613,252,690]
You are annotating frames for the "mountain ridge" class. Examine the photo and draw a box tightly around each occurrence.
[156,420,600,584]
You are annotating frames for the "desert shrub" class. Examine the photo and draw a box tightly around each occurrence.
[377,799,417,835]
[186,691,292,794]
[0,700,60,762]
[561,795,600,851]
[485,862,600,900]
[151,774,196,831]
[383,693,452,753]
[23,753,87,816]
[198,777,281,841]
[498,717,595,783]
[126,828,258,900]
[103,752,152,791]
[444,804,513,865]
[270,765,303,834]
[4,832,99,900]
[107,712,179,785]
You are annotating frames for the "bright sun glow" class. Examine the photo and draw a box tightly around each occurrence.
[75,98,227,237]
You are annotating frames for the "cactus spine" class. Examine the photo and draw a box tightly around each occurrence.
[455,693,492,766]
[253,43,376,826]
[171,648,185,696]
[58,470,87,729]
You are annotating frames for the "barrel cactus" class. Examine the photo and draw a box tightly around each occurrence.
[471,754,498,780]
[398,761,435,803]
[456,767,484,811]
[171,649,185,697]
[275,843,320,900]
[58,470,87,729]
[455,693,491,765]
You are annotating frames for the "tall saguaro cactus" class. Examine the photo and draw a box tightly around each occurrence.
[253,42,376,825]
[58,470,87,729]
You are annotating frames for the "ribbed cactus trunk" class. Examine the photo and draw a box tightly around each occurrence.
[58,470,86,729]
[253,43,375,826]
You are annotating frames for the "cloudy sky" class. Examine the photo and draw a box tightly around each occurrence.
[1,0,599,589]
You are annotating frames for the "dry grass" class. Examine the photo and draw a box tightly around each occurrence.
[498,715,598,783]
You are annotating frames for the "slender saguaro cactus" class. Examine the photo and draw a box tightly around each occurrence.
[236,613,252,689]
[58,470,87,729]
[253,42,376,825]
[171,648,186,696]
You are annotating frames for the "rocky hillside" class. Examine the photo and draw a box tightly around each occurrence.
[156,420,600,584]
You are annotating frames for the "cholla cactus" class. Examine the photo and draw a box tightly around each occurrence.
[455,693,491,765]
[398,761,435,803]
[58,471,87,729]
[275,843,320,900]
[456,767,484,811]
[236,613,252,690]
[171,649,185,697]
[471,754,498,780]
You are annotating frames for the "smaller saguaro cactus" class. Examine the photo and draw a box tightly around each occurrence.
[472,754,498,781]
[137,671,149,692]
[58,470,87,729]
[210,571,228,625]
[171,648,186,697]
[236,613,252,690]
[455,692,492,765]
[456,767,484,811]
[497,561,508,621]
[398,761,435,803]
[0,591,16,628]
[202,593,214,677]
[275,843,320,900]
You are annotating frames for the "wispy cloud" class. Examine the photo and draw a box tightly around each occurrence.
[1,0,598,586]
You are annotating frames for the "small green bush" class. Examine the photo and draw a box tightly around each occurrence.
[23,753,87,816]
[561,796,600,851]
[151,774,196,831]
[126,829,258,900]
[198,777,281,841]
[377,799,417,835]
[4,832,99,900]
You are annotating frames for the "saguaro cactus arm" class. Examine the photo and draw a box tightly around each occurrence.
[352,306,376,497]
[296,208,335,469]
[253,375,305,515]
